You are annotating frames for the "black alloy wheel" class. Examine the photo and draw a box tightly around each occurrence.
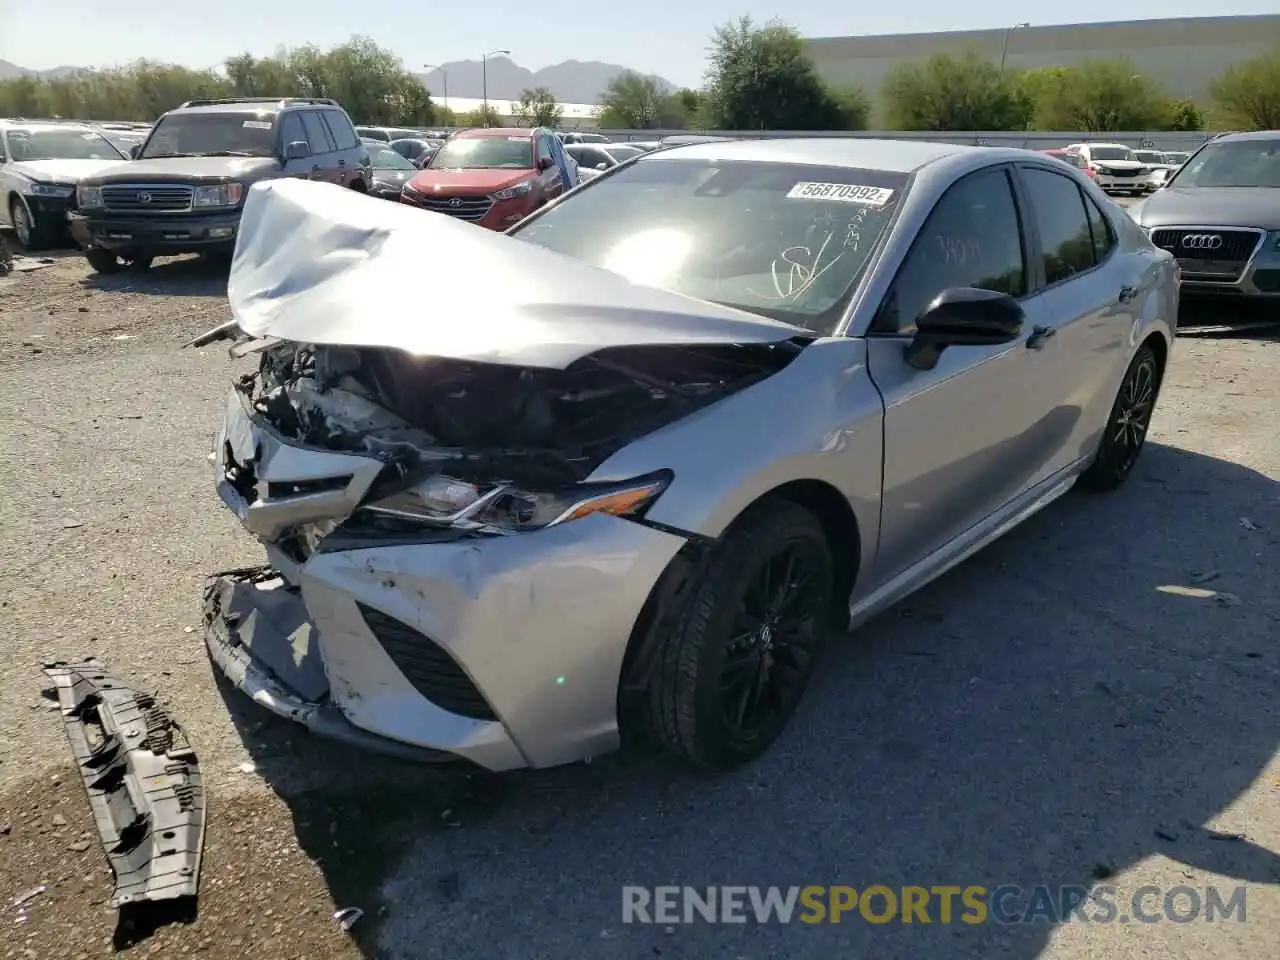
[640,500,834,770]
[1079,343,1161,491]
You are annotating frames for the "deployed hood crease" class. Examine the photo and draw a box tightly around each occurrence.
[227,179,808,369]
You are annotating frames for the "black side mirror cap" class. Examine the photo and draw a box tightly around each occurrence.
[905,287,1026,371]
[129,144,141,159]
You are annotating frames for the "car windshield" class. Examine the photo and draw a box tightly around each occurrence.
[1172,139,1280,188]
[1134,151,1164,163]
[139,114,277,159]
[1166,152,1190,164]
[512,157,909,335]
[428,135,532,169]
[607,145,643,161]
[4,128,126,161]
[1090,147,1134,161]
[370,146,415,170]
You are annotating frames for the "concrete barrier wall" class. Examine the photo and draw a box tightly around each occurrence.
[596,130,1218,153]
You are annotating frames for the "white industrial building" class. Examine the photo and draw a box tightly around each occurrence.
[436,96,601,130]
[806,15,1280,108]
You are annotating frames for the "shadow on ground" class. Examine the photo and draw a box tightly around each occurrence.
[1177,297,1280,340]
[222,441,1280,960]
[79,254,228,297]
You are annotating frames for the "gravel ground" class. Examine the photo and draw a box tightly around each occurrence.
[0,241,1276,960]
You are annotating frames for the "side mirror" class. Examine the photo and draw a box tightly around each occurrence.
[595,162,608,170]
[284,140,311,161]
[538,156,555,172]
[904,287,1025,371]
[129,144,142,159]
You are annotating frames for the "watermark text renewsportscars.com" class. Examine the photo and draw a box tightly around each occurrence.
[622,885,1248,925]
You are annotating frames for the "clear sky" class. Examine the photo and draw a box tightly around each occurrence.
[1,1,1276,88]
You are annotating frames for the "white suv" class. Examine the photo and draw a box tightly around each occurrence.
[1064,142,1147,196]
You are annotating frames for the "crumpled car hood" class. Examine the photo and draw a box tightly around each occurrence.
[227,179,808,369]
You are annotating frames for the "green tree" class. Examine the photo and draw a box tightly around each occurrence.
[1209,49,1280,129]
[597,71,672,128]
[701,17,848,130]
[0,37,432,124]
[1163,99,1205,131]
[460,104,505,127]
[1013,67,1073,129]
[516,86,563,127]
[882,51,1027,131]
[1033,59,1169,131]
[828,85,872,130]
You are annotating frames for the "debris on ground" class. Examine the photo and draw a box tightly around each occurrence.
[332,906,364,931]
[42,660,206,911]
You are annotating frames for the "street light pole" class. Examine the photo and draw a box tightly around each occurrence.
[423,64,448,116]
[998,22,1031,79]
[482,49,511,128]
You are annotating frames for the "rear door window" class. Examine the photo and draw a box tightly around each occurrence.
[322,110,359,150]
[299,111,336,155]
[1021,167,1097,285]
[279,113,306,151]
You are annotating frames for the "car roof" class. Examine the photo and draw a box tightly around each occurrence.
[1,121,99,135]
[646,137,980,174]
[1203,130,1280,145]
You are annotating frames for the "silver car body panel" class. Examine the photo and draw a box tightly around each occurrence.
[228,178,807,368]
[206,139,1178,771]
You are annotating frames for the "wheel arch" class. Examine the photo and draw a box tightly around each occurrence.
[616,478,862,730]
[1142,329,1169,381]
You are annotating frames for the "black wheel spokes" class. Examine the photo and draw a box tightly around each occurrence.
[720,545,821,739]
[1111,358,1156,463]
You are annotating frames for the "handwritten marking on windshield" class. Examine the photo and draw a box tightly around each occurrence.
[749,232,845,303]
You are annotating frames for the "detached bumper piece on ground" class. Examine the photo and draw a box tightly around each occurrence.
[42,660,206,909]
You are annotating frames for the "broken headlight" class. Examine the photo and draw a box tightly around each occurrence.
[362,471,672,534]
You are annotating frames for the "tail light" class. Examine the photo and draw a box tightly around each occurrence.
[1085,166,1098,178]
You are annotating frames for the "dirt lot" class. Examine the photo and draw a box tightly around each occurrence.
[0,247,1276,960]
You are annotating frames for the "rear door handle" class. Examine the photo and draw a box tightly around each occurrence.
[1026,325,1057,350]
[1119,284,1139,303]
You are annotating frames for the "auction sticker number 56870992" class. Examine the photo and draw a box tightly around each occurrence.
[786,182,895,207]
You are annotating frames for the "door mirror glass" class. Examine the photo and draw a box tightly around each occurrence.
[129,144,141,159]
[285,140,311,161]
[905,288,1026,371]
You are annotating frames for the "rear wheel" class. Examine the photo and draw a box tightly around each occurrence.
[1078,343,1161,491]
[642,500,833,770]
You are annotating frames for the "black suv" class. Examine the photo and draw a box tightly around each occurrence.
[70,97,371,274]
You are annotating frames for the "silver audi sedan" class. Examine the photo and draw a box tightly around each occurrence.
[204,138,1179,773]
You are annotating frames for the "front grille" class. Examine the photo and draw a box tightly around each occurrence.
[407,194,493,222]
[1150,228,1261,263]
[101,183,194,213]
[358,603,497,721]
[1098,167,1140,178]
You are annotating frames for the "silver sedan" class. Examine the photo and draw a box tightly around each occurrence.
[203,139,1178,773]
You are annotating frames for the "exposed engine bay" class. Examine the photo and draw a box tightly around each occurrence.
[243,338,805,489]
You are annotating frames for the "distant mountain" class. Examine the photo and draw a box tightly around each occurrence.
[418,58,676,104]
[0,57,677,105]
[0,60,80,80]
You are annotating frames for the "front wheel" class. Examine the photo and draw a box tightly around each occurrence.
[641,500,834,770]
[1078,343,1161,491]
[84,246,123,274]
[9,196,52,251]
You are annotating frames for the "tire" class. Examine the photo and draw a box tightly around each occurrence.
[8,196,52,251]
[1078,343,1161,492]
[642,500,833,770]
[84,246,123,274]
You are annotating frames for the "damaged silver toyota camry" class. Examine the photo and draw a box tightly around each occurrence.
[203,138,1178,772]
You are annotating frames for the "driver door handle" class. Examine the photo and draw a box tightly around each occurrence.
[1119,284,1139,303]
[1026,325,1057,350]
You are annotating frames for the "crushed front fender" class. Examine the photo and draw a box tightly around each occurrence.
[42,660,206,908]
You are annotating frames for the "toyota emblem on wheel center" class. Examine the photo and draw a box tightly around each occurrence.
[1181,234,1223,250]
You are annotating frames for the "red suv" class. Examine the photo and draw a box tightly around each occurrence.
[400,127,564,230]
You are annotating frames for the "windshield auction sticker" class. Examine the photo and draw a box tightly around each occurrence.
[786,182,895,207]
[243,120,273,129]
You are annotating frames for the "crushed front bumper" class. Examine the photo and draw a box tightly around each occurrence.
[205,388,688,771]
